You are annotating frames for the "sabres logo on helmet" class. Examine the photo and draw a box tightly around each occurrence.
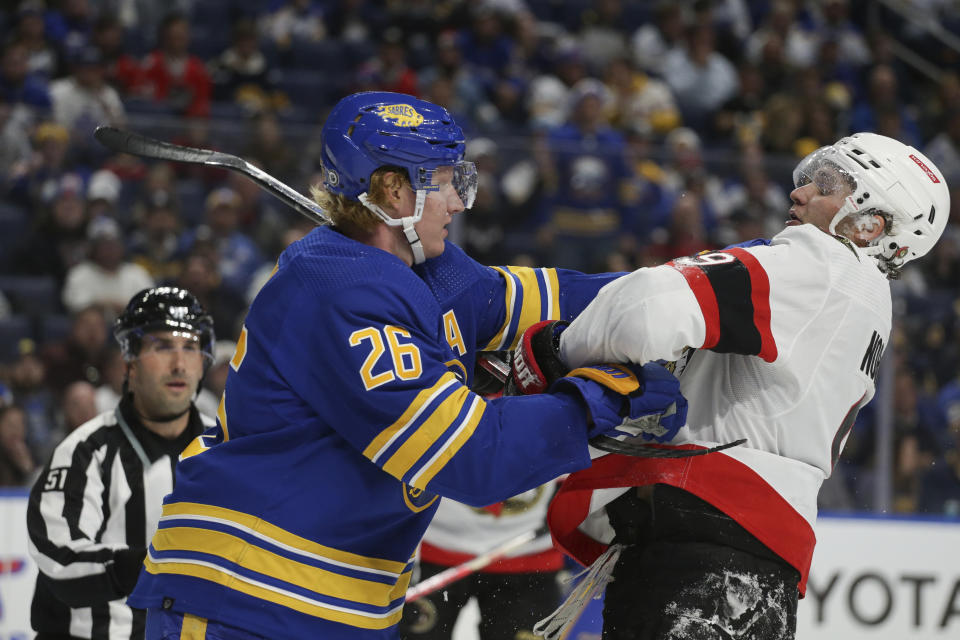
[376,104,424,128]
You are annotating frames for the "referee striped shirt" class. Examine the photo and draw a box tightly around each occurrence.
[27,396,213,639]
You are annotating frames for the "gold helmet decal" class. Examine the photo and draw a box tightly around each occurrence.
[376,104,424,128]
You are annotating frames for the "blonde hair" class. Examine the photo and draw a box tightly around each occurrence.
[310,167,410,235]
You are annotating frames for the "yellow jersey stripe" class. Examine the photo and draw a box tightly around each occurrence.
[216,393,229,442]
[160,503,407,575]
[144,553,406,630]
[230,326,247,371]
[363,372,459,463]
[506,266,544,350]
[179,435,207,461]
[544,268,561,319]
[409,395,486,489]
[482,267,516,351]
[180,613,207,640]
[152,527,401,606]
[381,384,472,480]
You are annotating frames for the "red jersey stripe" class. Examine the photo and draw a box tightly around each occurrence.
[669,262,721,349]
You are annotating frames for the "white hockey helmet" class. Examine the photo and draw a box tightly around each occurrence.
[793,132,950,275]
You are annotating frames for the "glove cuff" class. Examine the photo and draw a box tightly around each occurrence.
[510,320,569,394]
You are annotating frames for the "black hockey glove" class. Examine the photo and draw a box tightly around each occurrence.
[505,320,570,396]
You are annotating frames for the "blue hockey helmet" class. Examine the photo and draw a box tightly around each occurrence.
[320,92,476,207]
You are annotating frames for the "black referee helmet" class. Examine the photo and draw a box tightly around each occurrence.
[114,287,216,365]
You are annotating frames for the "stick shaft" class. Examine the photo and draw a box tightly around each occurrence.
[405,527,546,602]
[93,126,330,225]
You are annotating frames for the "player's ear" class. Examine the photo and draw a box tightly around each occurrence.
[839,213,886,246]
[380,171,405,206]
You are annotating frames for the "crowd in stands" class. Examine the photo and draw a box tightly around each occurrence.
[0,0,958,517]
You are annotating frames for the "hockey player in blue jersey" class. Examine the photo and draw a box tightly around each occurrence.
[127,91,688,639]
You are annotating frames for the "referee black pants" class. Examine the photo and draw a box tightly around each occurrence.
[602,484,800,640]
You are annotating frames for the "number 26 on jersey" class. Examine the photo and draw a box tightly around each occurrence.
[349,325,423,390]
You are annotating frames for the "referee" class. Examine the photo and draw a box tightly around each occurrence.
[27,287,217,640]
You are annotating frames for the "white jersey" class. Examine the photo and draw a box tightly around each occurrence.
[420,485,561,572]
[552,225,891,594]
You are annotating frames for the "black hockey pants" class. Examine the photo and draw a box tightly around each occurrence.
[602,484,800,640]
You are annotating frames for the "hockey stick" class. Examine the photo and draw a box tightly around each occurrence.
[590,435,747,458]
[93,126,331,225]
[405,525,549,602]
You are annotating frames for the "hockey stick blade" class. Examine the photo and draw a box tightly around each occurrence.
[590,436,747,458]
[93,126,330,225]
[95,126,228,165]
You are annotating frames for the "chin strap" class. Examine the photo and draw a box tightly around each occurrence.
[359,190,427,265]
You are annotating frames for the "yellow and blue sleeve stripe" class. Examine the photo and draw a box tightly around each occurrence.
[483,266,561,351]
[362,372,487,490]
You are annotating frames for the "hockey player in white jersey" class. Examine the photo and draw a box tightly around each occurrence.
[515,133,950,640]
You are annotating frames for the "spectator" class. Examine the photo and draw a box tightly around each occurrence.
[0,404,35,487]
[182,187,265,302]
[456,4,515,75]
[924,107,960,191]
[141,12,212,117]
[14,171,89,285]
[44,0,96,57]
[417,30,491,131]
[209,18,283,113]
[457,137,513,264]
[49,46,126,151]
[85,168,123,223]
[128,202,186,283]
[260,0,327,51]
[850,64,922,148]
[354,26,419,96]
[94,345,125,413]
[527,41,588,129]
[59,379,98,434]
[176,250,248,342]
[658,126,721,231]
[662,23,739,129]
[13,1,60,78]
[641,192,715,266]
[810,0,873,69]
[538,79,635,271]
[0,92,34,187]
[241,112,297,185]
[576,0,630,72]
[5,341,58,465]
[40,305,109,394]
[711,146,790,241]
[0,40,51,109]
[61,217,155,317]
[630,1,685,76]
[710,61,766,145]
[744,0,818,71]
[603,56,681,137]
[91,14,144,96]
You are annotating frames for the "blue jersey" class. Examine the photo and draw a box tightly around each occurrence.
[128,227,618,639]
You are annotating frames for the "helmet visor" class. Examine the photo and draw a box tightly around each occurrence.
[792,146,858,198]
[419,161,478,210]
